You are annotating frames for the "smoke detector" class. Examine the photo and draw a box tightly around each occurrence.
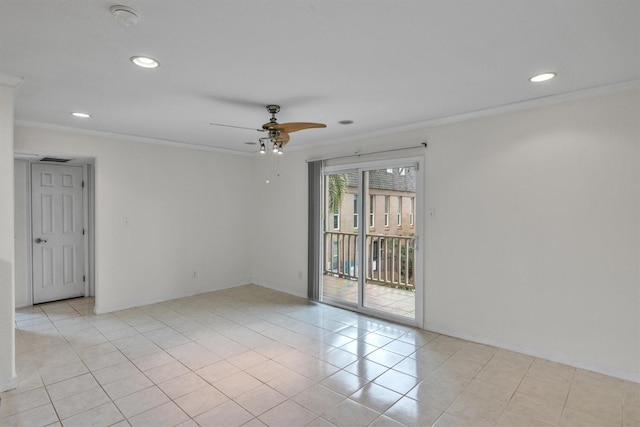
[110,5,139,27]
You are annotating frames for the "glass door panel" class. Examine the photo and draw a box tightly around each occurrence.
[363,167,416,319]
[322,171,359,306]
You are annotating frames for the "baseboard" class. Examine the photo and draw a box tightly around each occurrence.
[15,300,31,309]
[94,281,251,314]
[0,376,17,393]
[251,280,308,299]
[424,323,640,384]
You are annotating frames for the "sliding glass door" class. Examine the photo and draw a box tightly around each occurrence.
[321,161,421,324]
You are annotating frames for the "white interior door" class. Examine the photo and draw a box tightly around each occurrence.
[31,163,85,304]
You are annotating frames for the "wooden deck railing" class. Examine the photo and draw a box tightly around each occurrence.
[324,231,414,289]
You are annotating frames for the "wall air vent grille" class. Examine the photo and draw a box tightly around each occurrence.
[40,157,71,163]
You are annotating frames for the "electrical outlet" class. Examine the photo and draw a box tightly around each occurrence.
[298,270,303,280]
[192,271,197,279]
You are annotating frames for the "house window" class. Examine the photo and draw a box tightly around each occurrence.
[353,194,358,229]
[409,197,414,226]
[369,195,375,228]
[384,196,390,227]
[333,206,340,230]
[397,196,402,226]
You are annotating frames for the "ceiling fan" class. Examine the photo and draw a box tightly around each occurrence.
[210,105,326,154]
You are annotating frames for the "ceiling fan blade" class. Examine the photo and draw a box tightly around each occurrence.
[281,122,327,133]
[210,122,265,132]
[262,122,327,133]
[277,132,290,146]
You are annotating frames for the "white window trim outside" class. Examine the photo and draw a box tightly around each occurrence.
[369,195,375,228]
[410,197,414,226]
[353,194,359,229]
[384,195,390,227]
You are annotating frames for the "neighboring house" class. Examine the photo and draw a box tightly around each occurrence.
[329,168,416,236]
[325,168,417,287]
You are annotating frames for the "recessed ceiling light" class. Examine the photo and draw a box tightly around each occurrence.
[71,112,91,118]
[529,72,556,83]
[338,120,354,125]
[131,56,159,69]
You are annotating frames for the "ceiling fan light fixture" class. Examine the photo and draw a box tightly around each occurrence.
[211,104,325,155]
[131,56,159,69]
[529,72,556,83]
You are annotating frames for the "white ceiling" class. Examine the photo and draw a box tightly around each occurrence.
[1,1,638,154]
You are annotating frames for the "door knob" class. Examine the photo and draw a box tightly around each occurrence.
[34,238,47,243]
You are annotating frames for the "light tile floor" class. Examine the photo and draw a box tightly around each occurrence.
[1,284,638,426]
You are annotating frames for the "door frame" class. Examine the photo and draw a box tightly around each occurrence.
[25,159,95,305]
[321,156,425,328]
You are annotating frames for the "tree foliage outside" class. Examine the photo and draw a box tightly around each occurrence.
[328,173,346,213]
[393,235,414,289]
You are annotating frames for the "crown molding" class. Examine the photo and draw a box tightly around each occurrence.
[14,120,255,157]
[292,79,640,152]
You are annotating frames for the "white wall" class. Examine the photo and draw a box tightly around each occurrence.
[252,89,640,381]
[0,83,16,392]
[423,90,639,381]
[14,160,29,307]
[250,151,311,297]
[14,127,254,313]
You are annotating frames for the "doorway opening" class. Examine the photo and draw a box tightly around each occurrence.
[17,157,95,307]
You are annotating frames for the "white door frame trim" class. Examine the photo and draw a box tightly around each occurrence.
[26,160,95,304]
